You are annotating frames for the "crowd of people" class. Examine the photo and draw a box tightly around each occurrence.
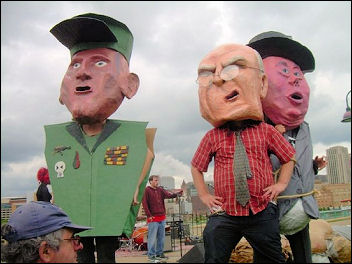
[2,12,328,264]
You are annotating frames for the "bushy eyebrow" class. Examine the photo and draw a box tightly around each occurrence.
[198,64,216,74]
[275,61,288,67]
[90,55,110,61]
[222,56,247,67]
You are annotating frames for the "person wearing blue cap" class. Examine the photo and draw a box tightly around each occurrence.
[45,13,156,263]
[1,201,92,263]
[248,31,327,263]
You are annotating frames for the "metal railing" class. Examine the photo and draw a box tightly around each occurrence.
[319,207,351,220]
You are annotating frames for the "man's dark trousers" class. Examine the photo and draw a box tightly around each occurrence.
[203,202,286,263]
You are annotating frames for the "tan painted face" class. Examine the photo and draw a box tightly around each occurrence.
[60,48,131,124]
[197,44,268,127]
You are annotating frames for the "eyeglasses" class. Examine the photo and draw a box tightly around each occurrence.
[196,64,263,86]
[63,234,81,247]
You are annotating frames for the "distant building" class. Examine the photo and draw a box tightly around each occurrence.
[185,180,214,214]
[159,176,175,189]
[314,183,351,209]
[315,174,328,184]
[182,201,193,214]
[1,197,27,221]
[326,146,351,184]
[181,180,187,198]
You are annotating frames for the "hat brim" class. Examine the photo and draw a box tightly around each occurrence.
[50,17,117,51]
[248,37,315,73]
[64,223,92,233]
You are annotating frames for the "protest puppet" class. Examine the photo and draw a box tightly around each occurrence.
[44,13,156,262]
[248,31,327,263]
[191,43,296,262]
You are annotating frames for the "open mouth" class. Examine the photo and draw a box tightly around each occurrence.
[291,93,302,100]
[288,92,303,104]
[75,86,92,94]
[225,90,239,101]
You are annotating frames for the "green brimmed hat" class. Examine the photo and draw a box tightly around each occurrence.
[50,13,133,63]
[247,31,315,73]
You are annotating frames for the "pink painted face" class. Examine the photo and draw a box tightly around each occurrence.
[60,48,132,124]
[197,44,268,127]
[262,56,310,130]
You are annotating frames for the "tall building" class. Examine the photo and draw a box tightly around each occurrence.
[159,176,175,189]
[326,146,351,184]
[185,180,214,214]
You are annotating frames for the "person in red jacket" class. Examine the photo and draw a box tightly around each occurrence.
[142,175,183,263]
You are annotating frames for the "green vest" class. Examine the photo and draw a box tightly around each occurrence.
[44,119,152,237]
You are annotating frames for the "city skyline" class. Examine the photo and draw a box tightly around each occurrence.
[2,143,350,200]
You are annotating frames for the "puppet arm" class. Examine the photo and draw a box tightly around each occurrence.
[263,155,295,201]
[132,128,156,205]
[313,155,327,172]
[191,165,223,212]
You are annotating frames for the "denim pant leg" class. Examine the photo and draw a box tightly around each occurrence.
[285,223,312,263]
[147,222,158,257]
[203,214,243,263]
[156,220,166,255]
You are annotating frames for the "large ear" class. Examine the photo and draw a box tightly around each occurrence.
[59,96,64,105]
[38,241,54,263]
[260,73,268,99]
[122,73,139,99]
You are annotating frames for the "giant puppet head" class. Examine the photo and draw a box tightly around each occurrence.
[248,31,315,130]
[197,44,268,127]
[50,13,139,125]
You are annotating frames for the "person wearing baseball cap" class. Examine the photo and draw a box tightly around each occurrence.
[248,31,326,263]
[1,201,92,263]
[44,13,156,263]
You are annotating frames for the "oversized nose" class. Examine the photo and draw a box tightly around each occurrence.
[288,74,301,86]
[76,63,92,81]
[212,74,224,86]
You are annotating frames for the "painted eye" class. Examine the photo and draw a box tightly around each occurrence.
[96,61,107,67]
[196,71,213,85]
[294,72,301,77]
[220,65,239,81]
[282,68,289,74]
[198,71,213,77]
[73,63,81,69]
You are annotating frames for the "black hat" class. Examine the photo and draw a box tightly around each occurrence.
[50,13,133,63]
[247,31,315,73]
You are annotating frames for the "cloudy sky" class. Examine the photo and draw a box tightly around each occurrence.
[1,1,351,197]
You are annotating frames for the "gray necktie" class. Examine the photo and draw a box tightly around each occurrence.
[234,131,252,207]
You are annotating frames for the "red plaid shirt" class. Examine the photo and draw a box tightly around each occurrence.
[191,122,295,216]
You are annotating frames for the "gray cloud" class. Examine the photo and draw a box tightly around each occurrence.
[1,1,351,197]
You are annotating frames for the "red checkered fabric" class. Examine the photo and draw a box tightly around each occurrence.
[191,122,295,216]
